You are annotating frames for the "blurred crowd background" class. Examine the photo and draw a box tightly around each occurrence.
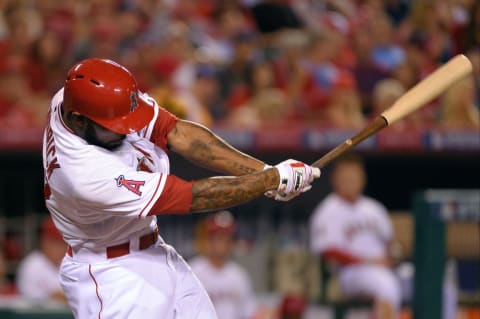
[0,0,479,130]
[0,0,479,318]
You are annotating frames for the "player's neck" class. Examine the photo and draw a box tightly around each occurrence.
[338,193,361,204]
[208,257,227,269]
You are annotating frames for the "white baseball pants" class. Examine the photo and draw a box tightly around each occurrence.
[339,264,401,310]
[59,241,217,319]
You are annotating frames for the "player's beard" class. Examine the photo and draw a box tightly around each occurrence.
[84,122,125,151]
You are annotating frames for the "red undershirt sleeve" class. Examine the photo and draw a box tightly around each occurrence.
[148,175,193,215]
[322,248,362,266]
[150,106,179,151]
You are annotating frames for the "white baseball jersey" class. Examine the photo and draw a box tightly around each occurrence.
[44,89,174,250]
[189,256,256,319]
[43,88,217,319]
[310,193,401,309]
[310,193,392,260]
[16,251,62,302]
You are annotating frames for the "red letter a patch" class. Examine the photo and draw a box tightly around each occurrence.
[116,175,145,196]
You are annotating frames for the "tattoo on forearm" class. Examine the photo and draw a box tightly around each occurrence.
[187,133,261,175]
[231,163,256,174]
[190,169,278,212]
[188,139,217,162]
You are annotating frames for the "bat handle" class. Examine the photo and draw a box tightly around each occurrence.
[311,116,388,169]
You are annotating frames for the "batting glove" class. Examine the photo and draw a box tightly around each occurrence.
[272,159,320,201]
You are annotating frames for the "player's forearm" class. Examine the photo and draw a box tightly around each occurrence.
[190,169,279,212]
[169,120,265,175]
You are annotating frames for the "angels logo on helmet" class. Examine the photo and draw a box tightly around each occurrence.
[130,92,139,112]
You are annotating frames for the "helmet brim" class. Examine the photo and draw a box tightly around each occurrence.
[89,92,155,134]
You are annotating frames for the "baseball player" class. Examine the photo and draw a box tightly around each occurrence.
[190,211,256,319]
[42,58,320,319]
[309,154,400,319]
[16,216,66,303]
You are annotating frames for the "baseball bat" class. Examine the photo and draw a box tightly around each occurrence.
[311,54,473,169]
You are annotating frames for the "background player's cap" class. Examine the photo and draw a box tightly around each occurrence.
[63,58,154,134]
[205,210,236,235]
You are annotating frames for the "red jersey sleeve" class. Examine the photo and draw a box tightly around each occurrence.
[150,106,178,151]
[148,175,193,215]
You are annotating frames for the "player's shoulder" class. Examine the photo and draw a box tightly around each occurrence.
[360,196,388,214]
[188,256,209,270]
[312,194,342,217]
[225,261,251,282]
[226,260,248,273]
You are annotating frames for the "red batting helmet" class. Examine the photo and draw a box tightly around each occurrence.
[63,58,154,134]
[205,211,236,235]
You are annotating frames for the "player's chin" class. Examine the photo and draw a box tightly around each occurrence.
[104,138,125,150]
[95,135,125,150]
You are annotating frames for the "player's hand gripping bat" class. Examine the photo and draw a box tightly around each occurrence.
[311,54,473,169]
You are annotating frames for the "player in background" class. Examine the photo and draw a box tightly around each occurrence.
[16,216,66,303]
[309,154,400,319]
[43,58,320,319]
[190,210,256,319]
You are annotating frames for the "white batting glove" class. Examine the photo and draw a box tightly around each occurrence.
[271,159,320,201]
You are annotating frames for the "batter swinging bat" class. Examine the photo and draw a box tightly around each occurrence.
[311,54,473,169]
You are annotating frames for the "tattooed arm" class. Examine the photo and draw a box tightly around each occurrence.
[167,120,266,175]
[190,169,279,212]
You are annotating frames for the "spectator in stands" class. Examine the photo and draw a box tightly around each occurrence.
[190,211,257,319]
[0,0,476,131]
[226,60,290,128]
[271,29,309,111]
[366,10,406,74]
[309,154,401,319]
[391,58,419,91]
[352,23,386,105]
[323,74,365,129]
[0,248,17,296]
[227,87,290,129]
[176,63,218,126]
[28,29,67,95]
[370,77,422,130]
[154,20,195,93]
[371,78,405,117]
[0,56,49,128]
[16,215,66,303]
[217,30,258,112]
[303,30,356,120]
[200,2,254,65]
[148,54,187,119]
[437,75,480,129]
[0,2,41,59]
